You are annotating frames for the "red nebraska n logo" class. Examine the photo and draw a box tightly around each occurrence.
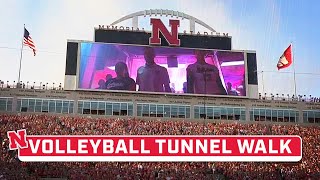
[7,129,28,150]
[149,18,180,46]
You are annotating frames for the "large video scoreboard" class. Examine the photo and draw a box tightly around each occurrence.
[64,19,258,99]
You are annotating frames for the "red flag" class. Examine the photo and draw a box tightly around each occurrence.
[277,44,292,70]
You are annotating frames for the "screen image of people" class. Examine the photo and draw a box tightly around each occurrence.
[137,47,171,92]
[186,50,227,95]
[78,42,246,96]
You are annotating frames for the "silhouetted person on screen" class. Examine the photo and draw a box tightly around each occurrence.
[136,47,171,92]
[226,82,239,96]
[96,79,106,89]
[106,62,136,91]
[186,50,226,95]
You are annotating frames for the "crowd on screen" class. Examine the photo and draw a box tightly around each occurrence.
[1,114,319,179]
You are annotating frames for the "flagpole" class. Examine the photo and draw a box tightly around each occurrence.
[17,24,25,88]
[291,42,297,98]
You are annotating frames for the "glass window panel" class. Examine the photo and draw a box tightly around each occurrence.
[29,99,35,107]
[277,110,284,117]
[28,99,35,112]
[69,101,74,114]
[234,108,240,115]
[49,100,56,113]
[157,105,164,113]
[6,99,12,111]
[171,105,178,117]
[308,111,315,118]
[36,99,42,106]
[42,100,49,111]
[199,107,205,114]
[266,109,271,117]
[164,105,170,117]
[113,103,120,111]
[16,100,22,111]
[120,103,127,110]
[62,106,69,113]
[35,99,42,112]
[227,108,234,115]
[194,106,199,114]
[91,102,98,110]
[303,112,308,123]
[56,100,62,113]
[0,99,6,106]
[194,112,200,119]
[260,109,266,117]
[240,109,245,115]
[98,102,105,110]
[220,107,227,115]
[271,110,278,117]
[22,99,28,107]
[283,110,289,117]
[137,104,142,117]
[249,110,254,121]
[128,109,133,116]
[186,106,190,118]
[178,106,185,115]
[150,104,157,115]
[78,101,83,108]
[106,103,113,115]
[0,99,6,111]
[206,107,213,119]
[128,104,133,110]
[315,112,320,118]
[142,104,149,116]
[83,101,90,109]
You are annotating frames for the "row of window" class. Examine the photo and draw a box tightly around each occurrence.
[16,98,74,114]
[303,111,320,123]
[0,98,319,124]
[250,108,299,123]
[137,103,190,118]
[0,98,12,112]
[78,101,133,116]
[194,106,246,120]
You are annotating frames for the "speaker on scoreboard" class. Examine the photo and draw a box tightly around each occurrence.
[247,53,258,85]
[65,42,78,76]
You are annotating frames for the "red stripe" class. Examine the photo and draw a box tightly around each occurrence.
[24,42,35,48]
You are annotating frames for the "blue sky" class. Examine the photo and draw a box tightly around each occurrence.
[0,0,319,96]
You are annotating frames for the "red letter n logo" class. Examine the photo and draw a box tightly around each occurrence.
[149,18,180,46]
[7,129,28,150]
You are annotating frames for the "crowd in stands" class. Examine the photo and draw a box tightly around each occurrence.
[1,114,319,179]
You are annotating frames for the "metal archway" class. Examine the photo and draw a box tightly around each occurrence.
[110,9,216,33]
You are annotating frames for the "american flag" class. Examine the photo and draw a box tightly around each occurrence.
[23,28,36,56]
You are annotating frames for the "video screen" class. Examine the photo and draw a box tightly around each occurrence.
[78,42,246,96]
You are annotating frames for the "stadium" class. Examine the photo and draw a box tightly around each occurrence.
[1,8,320,180]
